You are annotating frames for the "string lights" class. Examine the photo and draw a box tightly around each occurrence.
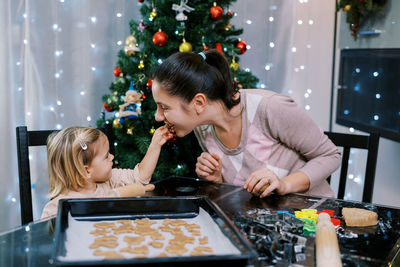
[4,1,137,226]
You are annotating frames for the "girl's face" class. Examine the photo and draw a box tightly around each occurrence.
[152,80,199,137]
[85,135,114,183]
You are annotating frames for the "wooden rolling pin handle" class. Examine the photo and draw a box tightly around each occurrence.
[316,212,342,267]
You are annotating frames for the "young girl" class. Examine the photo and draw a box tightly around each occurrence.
[41,125,172,219]
[151,49,341,198]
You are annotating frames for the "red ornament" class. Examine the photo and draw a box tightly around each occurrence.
[142,94,147,100]
[138,0,144,2]
[215,43,223,53]
[236,40,247,54]
[146,79,153,90]
[152,31,168,47]
[113,66,121,77]
[210,5,223,20]
[227,11,233,17]
[103,102,113,112]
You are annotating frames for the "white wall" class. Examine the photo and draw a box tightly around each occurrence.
[332,0,400,207]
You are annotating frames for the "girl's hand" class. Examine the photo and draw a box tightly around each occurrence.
[151,125,173,146]
[244,168,287,198]
[195,152,223,183]
[113,183,155,197]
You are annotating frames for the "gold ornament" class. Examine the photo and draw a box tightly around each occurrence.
[343,5,351,12]
[230,61,239,71]
[230,56,239,71]
[111,95,119,103]
[124,35,140,56]
[150,9,157,20]
[113,118,122,129]
[125,35,136,46]
[225,23,232,31]
[138,60,145,70]
[179,40,192,52]
[127,127,135,135]
[124,46,137,56]
[149,126,155,135]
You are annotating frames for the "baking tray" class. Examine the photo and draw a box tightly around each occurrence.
[53,196,258,266]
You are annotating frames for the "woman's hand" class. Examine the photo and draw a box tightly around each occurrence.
[151,125,173,147]
[195,152,223,183]
[244,168,288,198]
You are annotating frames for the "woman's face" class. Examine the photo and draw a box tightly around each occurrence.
[152,80,199,137]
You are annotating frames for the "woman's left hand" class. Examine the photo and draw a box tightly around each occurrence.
[244,168,287,198]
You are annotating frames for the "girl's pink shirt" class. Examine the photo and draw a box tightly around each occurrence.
[40,165,144,219]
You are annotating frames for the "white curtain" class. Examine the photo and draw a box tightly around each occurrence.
[0,0,140,232]
[0,0,336,232]
[0,0,25,232]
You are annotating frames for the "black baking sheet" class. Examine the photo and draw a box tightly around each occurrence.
[53,196,258,266]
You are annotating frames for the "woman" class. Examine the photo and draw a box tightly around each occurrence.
[151,49,340,198]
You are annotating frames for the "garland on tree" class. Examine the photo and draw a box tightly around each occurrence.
[97,0,259,180]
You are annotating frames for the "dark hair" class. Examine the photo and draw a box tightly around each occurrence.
[153,49,239,110]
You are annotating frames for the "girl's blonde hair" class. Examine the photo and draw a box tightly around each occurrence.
[47,126,105,199]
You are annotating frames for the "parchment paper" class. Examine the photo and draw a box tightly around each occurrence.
[59,207,240,261]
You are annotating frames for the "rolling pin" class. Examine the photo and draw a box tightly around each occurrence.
[111,183,155,197]
[316,212,342,267]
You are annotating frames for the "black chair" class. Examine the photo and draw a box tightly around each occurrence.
[324,131,379,203]
[16,124,114,225]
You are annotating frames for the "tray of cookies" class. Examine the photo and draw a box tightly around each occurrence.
[53,196,258,266]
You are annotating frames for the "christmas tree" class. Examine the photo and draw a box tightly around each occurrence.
[97,0,259,180]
